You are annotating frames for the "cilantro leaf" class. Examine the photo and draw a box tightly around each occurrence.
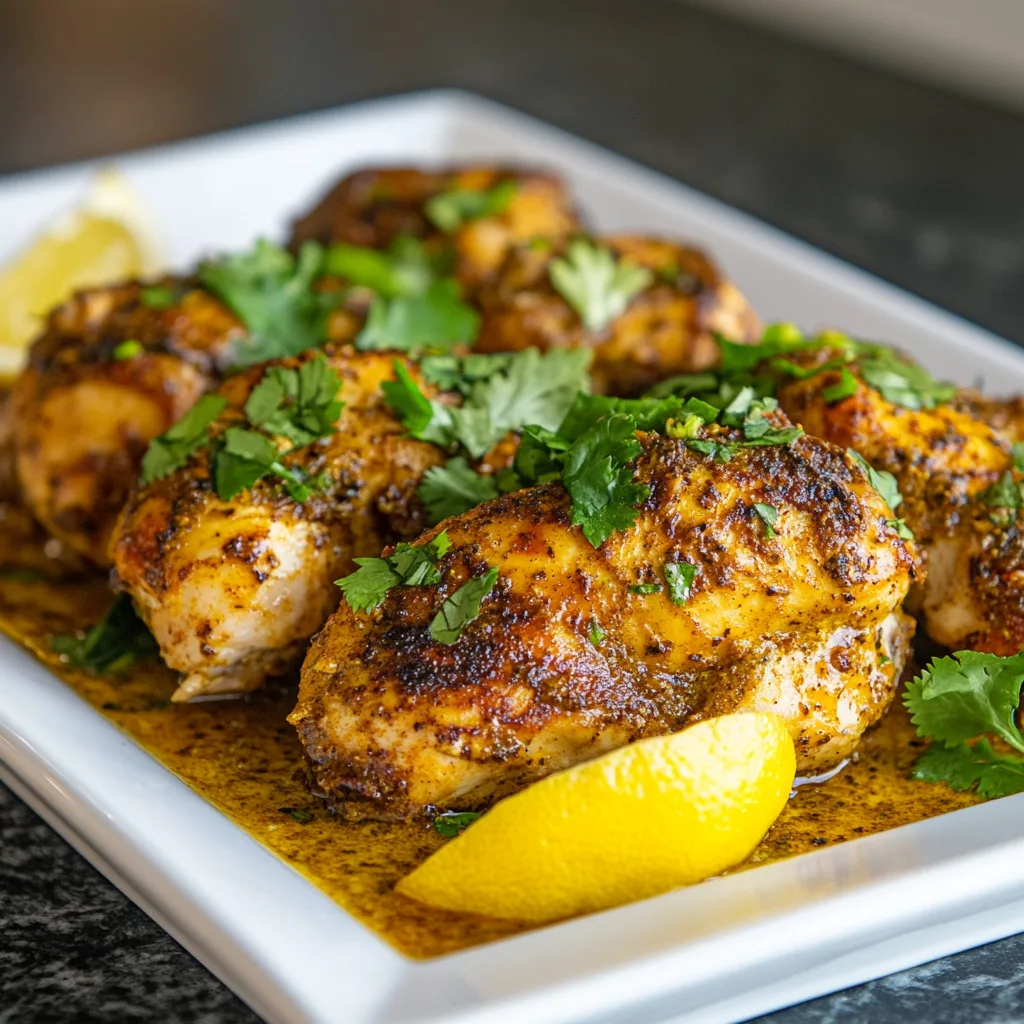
[665,561,698,605]
[112,339,144,361]
[321,235,435,298]
[419,458,501,524]
[420,352,515,394]
[425,180,518,233]
[1012,442,1024,473]
[979,472,1024,512]
[139,394,226,484]
[847,449,904,512]
[213,427,281,500]
[911,740,1024,798]
[355,280,479,353]
[429,566,499,644]
[904,650,1024,754]
[549,239,654,333]
[821,367,858,403]
[563,413,649,547]
[629,582,661,595]
[588,621,606,646]
[199,240,334,367]
[859,355,955,411]
[139,285,178,310]
[51,594,158,674]
[753,502,779,538]
[336,533,452,613]
[432,810,483,838]
[243,355,343,446]
[379,360,454,446]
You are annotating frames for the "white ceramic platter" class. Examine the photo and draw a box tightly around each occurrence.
[3,90,1024,1024]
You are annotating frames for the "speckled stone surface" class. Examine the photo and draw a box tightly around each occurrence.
[2,2,1024,1022]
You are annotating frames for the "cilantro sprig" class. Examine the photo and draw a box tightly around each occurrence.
[337,532,452,613]
[425,180,518,233]
[51,594,159,675]
[432,810,483,838]
[550,239,653,333]
[429,567,499,644]
[140,354,343,502]
[904,650,1024,799]
[200,240,336,367]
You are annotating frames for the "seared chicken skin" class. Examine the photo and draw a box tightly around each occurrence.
[953,389,1024,443]
[10,281,242,565]
[111,347,444,701]
[292,428,916,821]
[774,348,1024,654]
[290,166,580,293]
[475,235,761,395]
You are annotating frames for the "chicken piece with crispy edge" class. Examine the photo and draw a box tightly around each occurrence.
[289,166,581,294]
[10,280,244,566]
[952,388,1024,444]
[292,429,917,822]
[474,235,761,397]
[773,347,1024,655]
[111,347,446,702]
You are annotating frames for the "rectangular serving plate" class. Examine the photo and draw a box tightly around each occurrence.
[3,89,1024,1024]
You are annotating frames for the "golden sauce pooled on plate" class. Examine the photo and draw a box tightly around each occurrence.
[0,508,979,959]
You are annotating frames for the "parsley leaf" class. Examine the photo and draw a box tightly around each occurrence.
[665,561,698,605]
[905,650,1024,754]
[140,394,227,485]
[753,502,779,538]
[432,810,483,838]
[51,594,158,674]
[847,449,904,512]
[336,532,452,613]
[911,740,1024,798]
[321,235,435,298]
[419,457,501,523]
[429,566,499,644]
[549,239,654,333]
[200,240,335,367]
[355,280,479,353]
[425,180,518,233]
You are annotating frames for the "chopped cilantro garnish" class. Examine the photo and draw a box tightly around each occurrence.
[1012,442,1024,473]
[139,285,178,310]
[321,235,435,298]
[847,449,904,512]
[356,280,479,354]
[419,457,501,523]
[979,472,1024,512]
[858,355,955,411]
[588,621,606,645]
[425,180,518,233]
[243,357,343,446]
[213,427,312,503]
[753,502,779,538]
[665,561,698,605]
[433,810,483,838]
[51,594,158,674]
[821,368,858,403]
[336,532,452,613]
[904,650,1024,799]
[887,518,914,540]
[139,394,227,485]
[429,566,499,645]
[549,239,653,333]
[112,339,144,361]
[200,240,335,367]
[629,582,662,595]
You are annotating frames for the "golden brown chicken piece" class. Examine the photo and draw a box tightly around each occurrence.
[953,389,1024,443]
[475,235,761,396]
[111,347,445,702]
[10,281,243,566]
[292,428,916,821]
[774,348,1024,654]
[290,166,581,293]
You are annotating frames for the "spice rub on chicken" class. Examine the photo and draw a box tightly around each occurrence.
[111,347,445,702]
[292,419,917,822]
[10,280,243,565]
[474,235,761,396]
[290,166,581,294]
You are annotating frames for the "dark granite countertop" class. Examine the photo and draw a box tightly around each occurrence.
[3,1,1024,1021]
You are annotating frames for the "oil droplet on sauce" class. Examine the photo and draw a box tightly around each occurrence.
[0,512,980,959]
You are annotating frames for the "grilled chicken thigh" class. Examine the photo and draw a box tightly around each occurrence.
[111,347,444,701]
[10,281,242,565]
[290,166,580,293]
[475,235,761,395]
[775,348,1024,654]
[292,428,916,821]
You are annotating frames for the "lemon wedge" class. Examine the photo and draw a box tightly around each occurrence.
[397,713,795,923]
[0,168,163,375]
